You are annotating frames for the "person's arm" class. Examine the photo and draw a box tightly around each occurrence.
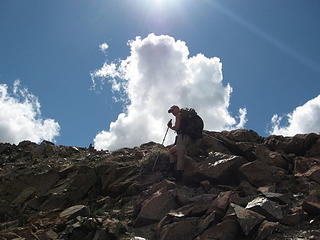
[170,113,181,131]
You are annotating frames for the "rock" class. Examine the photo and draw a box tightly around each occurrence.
[307,138,320,157]
[196,215,241,240]
[281,208,307,226]
[209,191,234,218]
[302,201,320,216]
[0,200,18,222]
[173,197,216,218]
[255,145,289,170]
[230,203,265,236]
[59,205,90,220]
[92,229,108,240]
[188,153,247,184]
[294,157,320,174]
[98,164,137,196]
[260,191,291,205]
[158,217,198,240]
[239,160,286,187]
[102,218,127,237]
[255,220,279,240]
[147,180,176,195]
[13,187,36,205]
[135,189,177,227]
[265,133,318,155]
[201,133,233,155]
[239,180,259,196]
[296,165,320,184]
[1,131,320,240]
[45,229,59,240]
[225,129,262,143]
[198,211,218,233]
[246,197,283,221]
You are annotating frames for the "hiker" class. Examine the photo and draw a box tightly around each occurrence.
[167,105,203,180]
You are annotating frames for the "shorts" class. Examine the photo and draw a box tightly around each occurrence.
[176,134,191,153]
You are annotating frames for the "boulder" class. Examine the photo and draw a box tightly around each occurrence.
[307,138,320,157]
[59,205,90,220]
[187,153,247,184]
[98,163,137,195]
[255,145,289,170]
[158,217,198,240]
[246,197,283,221]
[224,129,262,143]
[294,157,320,174]
[230,203,265,236]
[302,201,320,216]
[239,160,286,187]
[209,191,234,216]
[239,180,259,196]
[201,133,233,155]
[135,189,177,227]
[13,187,36,205]
[281,208,307,226]
[40,166,97,210]
[265,133,318,155]
[296,165,320,184]
[196,215,241,240]
[255,220,279,240]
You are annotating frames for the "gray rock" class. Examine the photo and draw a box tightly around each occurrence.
[246,197,283,221]
[59,205,90,220]
[255,220,279,240]
[230,203,265,236]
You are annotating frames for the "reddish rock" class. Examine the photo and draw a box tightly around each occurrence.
[196,215,241,240]
[296,165,320,184]
[208,191,234,218]
[239,160,286,187]
[294,157,320,174]
[159,217,198,240]
[135,190,177,227]
[255,145,289,170]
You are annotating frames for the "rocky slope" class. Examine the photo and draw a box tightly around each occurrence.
[0,129,320,240]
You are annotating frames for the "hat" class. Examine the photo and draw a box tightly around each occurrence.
[168,105,179,113]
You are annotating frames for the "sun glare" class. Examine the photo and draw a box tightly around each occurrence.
[145,0,181,10]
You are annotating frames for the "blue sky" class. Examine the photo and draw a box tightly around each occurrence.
[0,0,319,149]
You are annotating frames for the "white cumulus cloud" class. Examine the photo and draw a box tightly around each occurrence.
[99,43,109,53]
[270,95,320,136]
[0,80,60,144]
[91,33,247,150]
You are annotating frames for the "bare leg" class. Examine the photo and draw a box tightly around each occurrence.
[176,145,186,171]
[168,145,177,164]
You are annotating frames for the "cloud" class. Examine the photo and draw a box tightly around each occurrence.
[0,80,60,144]
[91,33,247,150]
[99,43,109,53]
[270,95,320,136]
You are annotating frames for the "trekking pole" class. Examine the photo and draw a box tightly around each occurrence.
[152,121,171,171]
[161,125,170,145]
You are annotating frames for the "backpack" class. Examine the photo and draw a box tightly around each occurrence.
[179,108,204,140]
